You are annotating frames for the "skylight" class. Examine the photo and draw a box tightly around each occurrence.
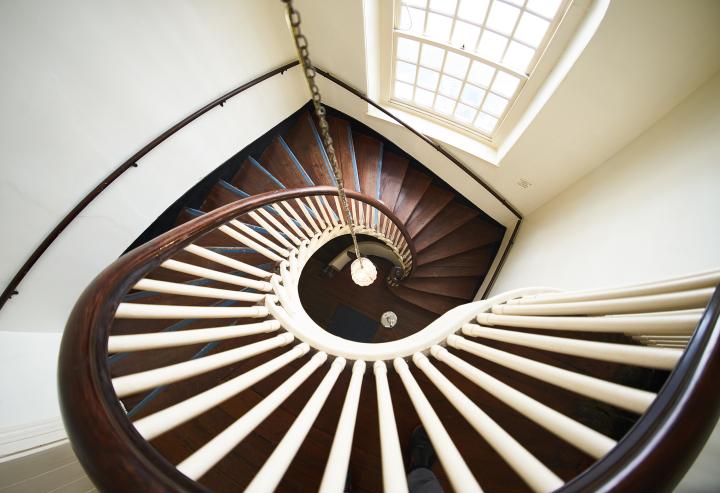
[391,0,569,139]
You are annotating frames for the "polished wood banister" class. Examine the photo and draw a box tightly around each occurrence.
[0,60,300,310]
[558,284,720,493]
[59,186,414,491]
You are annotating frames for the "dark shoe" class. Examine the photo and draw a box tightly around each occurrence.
[408,426,436,471]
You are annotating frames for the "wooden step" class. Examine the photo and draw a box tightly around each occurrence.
[201,181,248,212]
[328,116,358,191]
[417,217,504,265]
[405,185,455,238]
[284,112,334,186]
[413,201,479,252]
[393,169,432,223]
[402,276,479,300]
[230,158,283,195]
[391,284,463,314]
[260,137,312,189]
[353,132,383,198]
[378,152,409,211]
[413,244,498,278]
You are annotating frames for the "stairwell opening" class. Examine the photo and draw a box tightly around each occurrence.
[298,235,436,343]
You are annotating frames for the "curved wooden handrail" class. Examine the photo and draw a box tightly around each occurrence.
[559,284,720,493]
[0,60,300,310]
[58,186,415,492]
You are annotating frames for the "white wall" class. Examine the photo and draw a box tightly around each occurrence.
[491,70,720,294]
[0,0,307,433]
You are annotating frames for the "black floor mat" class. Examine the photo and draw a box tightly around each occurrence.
[326,304,379,343]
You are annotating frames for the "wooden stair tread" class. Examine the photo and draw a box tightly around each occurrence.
[378,152,409,211]
[413,201,479,252]
[393,169,432,223]
[402,276,479,300]
[201,181,247,212]
[284,112,333,186]
[391,284,463,314]
[353,131,383,198]
[230,158,282,195]
[413,244,498,278]
[417,217,505,266]
[405,185,455,238]
[260,137,312,189]
[328,116,357,191]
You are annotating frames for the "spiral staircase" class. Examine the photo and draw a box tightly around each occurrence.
[54,100,720,493]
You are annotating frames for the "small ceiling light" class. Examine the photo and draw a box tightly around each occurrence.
[351,257,377,287]
[381,311,398,328]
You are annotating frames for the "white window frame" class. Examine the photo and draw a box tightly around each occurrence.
[366,0,608,164]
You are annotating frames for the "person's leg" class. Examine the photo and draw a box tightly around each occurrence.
[407,426,443,493]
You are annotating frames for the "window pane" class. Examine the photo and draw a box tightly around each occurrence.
[396,61,417,83]
[491,71,520,97]
[476,30,508,62]
[439,74,463,98]
[460,84,486,107]
[451,21,481,51]
[486,1,520,36]
[429,0,457,15]
[467,61,495,88]
[426,12,453,42]
[474,112,498,133]
[514,12,549,47]
[526,0,563,19]
[434,95,456,114]
[394,80,414,100]
[417,67,440,90]
[414,87,435,106]
[402,0,427,7]
[504,41,534,72]
[457,0,489,24]
[444,51,470,78]
[420,43,445,70]
[397,37,420,63]
[483,92,509,116]
[454,103,476,123]
[399,6,427,34]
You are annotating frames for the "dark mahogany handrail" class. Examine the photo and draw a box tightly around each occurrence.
[59,186,415,492]
[0,60,299,310]
[314,67,522,298]
[559,284,720,493]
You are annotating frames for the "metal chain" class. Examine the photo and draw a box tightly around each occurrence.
[281,0,361,260]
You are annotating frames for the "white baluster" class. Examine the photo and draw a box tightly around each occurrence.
[132,279,264,303]
[475,311,700,335]
[229,219,289,256]
[133,343,309,439]
[463,323,682,370]
[115,303,268,319]
[177,352,327,480]
[319,360,366,493]
[414,353,562,493]
[107,320,280,353]
[160,259,272,292]
[374,361,409,493]
[394,358,482,493]
[245,357,346,493]
[431,346,616,459]
[112,333,294,397]
[183,244,271,279]
[218,225,284,262]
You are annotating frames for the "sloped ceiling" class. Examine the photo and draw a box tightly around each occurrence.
[293,0,720,214]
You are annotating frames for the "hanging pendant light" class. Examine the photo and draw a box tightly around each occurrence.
[284,0,377,287]
[351,257,377,286]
